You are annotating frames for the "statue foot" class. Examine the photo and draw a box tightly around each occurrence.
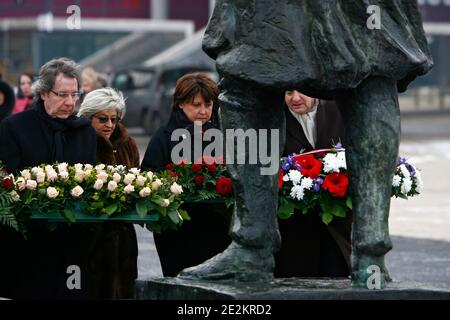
[178,242,274,282]
[351,255,392,289]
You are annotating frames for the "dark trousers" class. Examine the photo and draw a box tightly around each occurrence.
[154,203,232,277]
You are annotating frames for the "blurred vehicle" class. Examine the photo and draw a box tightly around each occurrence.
[111,65,217,135]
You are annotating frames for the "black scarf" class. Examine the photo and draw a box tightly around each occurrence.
[34,100,91,162]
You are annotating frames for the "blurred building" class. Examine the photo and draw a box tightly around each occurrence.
[0,0,213,82]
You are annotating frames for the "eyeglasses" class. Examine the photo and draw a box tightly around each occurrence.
[93,115,121,124]
[50,89,81,100]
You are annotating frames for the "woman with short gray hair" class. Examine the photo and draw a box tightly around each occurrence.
[78,87,139,299]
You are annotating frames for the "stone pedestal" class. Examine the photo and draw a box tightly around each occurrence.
[136,278,450,300]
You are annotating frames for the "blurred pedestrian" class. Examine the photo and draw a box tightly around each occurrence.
[0,78,15,123]
[12,72,34,114]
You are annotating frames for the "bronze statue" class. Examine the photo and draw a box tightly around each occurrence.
[179,0,432,288]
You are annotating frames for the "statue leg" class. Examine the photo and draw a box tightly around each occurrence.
[337,76,400,288]
[179,77,285,281]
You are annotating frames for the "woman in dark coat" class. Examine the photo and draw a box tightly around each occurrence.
[78,87,139,299]
[274,90,351,278]
[141,72,231,277]
[0,78,15,123]
[0,58,97,299]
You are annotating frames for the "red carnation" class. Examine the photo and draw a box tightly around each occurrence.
[166,163,174,170]
[207,163,217,173]
[192,164,202,173]
[194,175,205,185]
[2,177,13,190]
[169,171,178,178]
[293,154,322,178]
[216,176,233,196]
[278,170,284,190]
[322,172,349,198]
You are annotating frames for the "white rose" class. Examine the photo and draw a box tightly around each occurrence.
[44,165,54,173]
[170,182,183,195]
[46,170,58,182]
[46,187,59,198]
[130,168,140,175]
[31,167,42,175]
[26,180,37,190]
[74,170,85,183]
[112,173,121,183]
[74,163,83,171]
[59,171,69,181]
[57,163,68,173]
[93,179,104,190]
[96,171,109,183]
[84,169,92,177]
[107,180,118,192]
[124,184,135,194]
[123,173,136,185]
[115,165,126,172]
[71,186,84,198]
[16,177,26,191]
[152,179,162,191]
[84,164,93,171]
[107,165,115,172]
[9,190,20,202]
[136,175,147,187]
[139,187,151,198]
[20,169,31,180]
[36,171,46,184]
[95,164,106,171]
[161,199,170,207]
[146,171,154,180]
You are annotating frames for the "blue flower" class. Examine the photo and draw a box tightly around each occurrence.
[282,162,291,171]
[314,177,324,185]
[312,184,321,192]
[397,157,407,165]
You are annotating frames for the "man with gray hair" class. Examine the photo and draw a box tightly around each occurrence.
[0,57,97,299]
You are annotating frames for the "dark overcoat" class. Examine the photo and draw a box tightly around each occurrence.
[275,100,352,277]
[87,123,139,299]
[141,108,231,277]
[0,101,96,299]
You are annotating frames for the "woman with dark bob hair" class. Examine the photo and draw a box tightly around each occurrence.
[141,72,231,277]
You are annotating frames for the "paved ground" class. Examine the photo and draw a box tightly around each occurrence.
[130,111,450,290]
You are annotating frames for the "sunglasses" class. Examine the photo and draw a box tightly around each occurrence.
[93,115,121,124]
